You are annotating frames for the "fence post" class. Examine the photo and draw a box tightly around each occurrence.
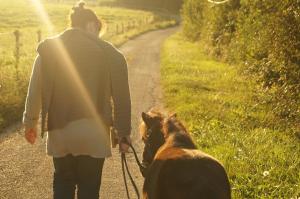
[133,20,136,28]
[116,24,119,34]
[121,23,124,34]
[13,30,20,69]
[37,30,42,43]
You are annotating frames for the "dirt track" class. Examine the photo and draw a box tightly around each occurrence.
[0,27,178,199]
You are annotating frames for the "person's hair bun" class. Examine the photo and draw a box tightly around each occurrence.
[78,1,85,9]
[72,1,85,11]
[70,0,101,31]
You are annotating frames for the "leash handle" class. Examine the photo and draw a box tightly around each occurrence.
[120,137,145,171]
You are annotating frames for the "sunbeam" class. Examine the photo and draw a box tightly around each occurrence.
[29,0,108,136]
[30,0,55,34]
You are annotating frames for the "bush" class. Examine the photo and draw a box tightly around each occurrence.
[182,0,300,123]
[115,0,183,12]
[181,0,206,41]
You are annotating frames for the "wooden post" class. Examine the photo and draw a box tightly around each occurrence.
[133,20,136,28]
[116,24,119,34]
[37,30,42,43]
[121,23,124,34]
[13,30,20,69]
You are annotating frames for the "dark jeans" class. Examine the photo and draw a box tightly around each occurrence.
[53,154,105,199]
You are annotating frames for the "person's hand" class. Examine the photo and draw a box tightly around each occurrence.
[119,135,131,153]
[25,127,37,145]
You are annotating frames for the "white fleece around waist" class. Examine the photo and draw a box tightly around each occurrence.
[46,118,112,158]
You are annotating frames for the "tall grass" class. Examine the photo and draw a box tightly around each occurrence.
[161,32,300,198]
[0,0,177,131]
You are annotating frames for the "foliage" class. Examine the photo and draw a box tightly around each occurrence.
[115,0,183,12]
[182,0,300,124]
[161,32,300,198]
[181,0,206,41]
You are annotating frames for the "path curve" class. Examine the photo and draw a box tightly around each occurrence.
[0,26,178,199]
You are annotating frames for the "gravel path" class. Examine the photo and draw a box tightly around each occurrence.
[0,27,178,199]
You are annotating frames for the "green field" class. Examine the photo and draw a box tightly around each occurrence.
[161,33,300,198]
[0,0,176,131]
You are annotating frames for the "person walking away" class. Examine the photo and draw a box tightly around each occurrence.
[22,1,131,198]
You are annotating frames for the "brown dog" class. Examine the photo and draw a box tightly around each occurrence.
[140,110,231,199]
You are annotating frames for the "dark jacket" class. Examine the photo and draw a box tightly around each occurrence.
[37,28,131,138]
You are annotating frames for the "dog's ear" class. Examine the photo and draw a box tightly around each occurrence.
[142,112,154,127]
[169,112,177,119]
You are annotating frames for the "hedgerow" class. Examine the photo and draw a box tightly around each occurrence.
[182,0,300,124]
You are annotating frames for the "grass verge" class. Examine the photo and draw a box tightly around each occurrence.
[161,32,300,198]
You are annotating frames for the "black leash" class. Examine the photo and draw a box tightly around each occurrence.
[121,138,144,199]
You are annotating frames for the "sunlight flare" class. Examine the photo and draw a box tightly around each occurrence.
[29,0,55,33]
[29,0,108,135]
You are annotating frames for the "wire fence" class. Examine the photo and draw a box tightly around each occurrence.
[0,17,153,70]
